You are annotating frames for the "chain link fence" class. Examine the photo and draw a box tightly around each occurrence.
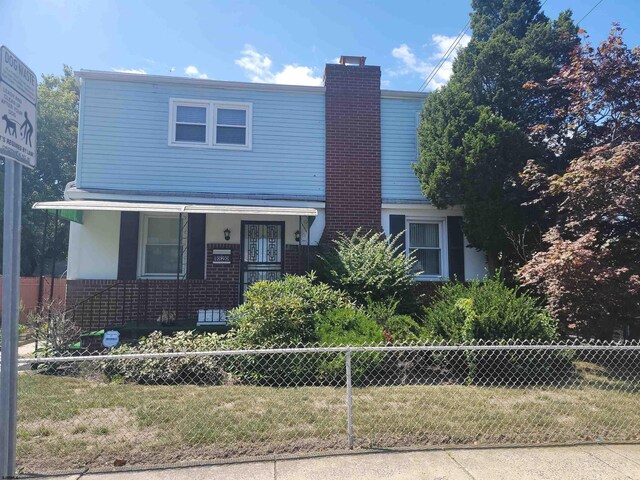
[14,341,640,474]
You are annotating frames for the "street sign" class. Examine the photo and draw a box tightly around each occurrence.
[0,46,37,169]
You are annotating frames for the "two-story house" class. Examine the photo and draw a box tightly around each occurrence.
[34,56,486,332]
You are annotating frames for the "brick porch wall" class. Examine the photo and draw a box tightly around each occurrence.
[65,278,230,330]
[66,243,311,330]
[206,243,242,307]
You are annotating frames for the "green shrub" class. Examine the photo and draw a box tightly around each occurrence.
[316,307,384,346]
[228,304,385,386]
[225,275,352,385]
[227,273,351,347]
[422,274,558,342]
[385,315,426,344]
[421,275,571,385]
[365,299,399,327]
[316,307,384,385]
[103,331,227,385]
[317,229,419,313]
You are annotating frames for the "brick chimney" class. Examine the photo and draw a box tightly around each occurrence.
[322,56,381,242]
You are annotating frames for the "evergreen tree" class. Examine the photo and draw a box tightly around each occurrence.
[415,0,578,271]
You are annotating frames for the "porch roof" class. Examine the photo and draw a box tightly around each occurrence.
[32,200,318,217]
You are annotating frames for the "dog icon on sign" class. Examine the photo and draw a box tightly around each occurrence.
[2,114,17,138]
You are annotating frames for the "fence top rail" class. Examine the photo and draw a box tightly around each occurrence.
[18,342,640,365]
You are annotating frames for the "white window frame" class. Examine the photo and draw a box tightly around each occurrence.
[138,213,188,279]
[405,217,448,281]
[168,99,210,146]
[168,98,252,150]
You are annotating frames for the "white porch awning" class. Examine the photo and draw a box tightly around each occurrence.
[32,200,318,217]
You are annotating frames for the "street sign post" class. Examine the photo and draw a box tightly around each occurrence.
[0,45,36,479]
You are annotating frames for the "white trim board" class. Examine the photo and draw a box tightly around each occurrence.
[64,187,326,208]
[33,200,318,217]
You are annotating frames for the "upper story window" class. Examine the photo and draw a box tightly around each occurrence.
[169,99,252,150]
[175,104,208,144]
[214,107,248,146]
[407,220,445,279]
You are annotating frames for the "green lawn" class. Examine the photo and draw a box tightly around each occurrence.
[17,366,640,474]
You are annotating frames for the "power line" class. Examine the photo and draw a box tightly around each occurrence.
[418,21,470,92]
[577,0,605,25]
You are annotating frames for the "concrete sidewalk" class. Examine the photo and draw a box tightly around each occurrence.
[38,444,640,480]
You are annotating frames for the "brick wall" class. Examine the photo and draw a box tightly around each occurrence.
[206,243,241,308]
[284,244,317,276]
[66,242,312,330]
[65,279,227,330]
[323,63,382,242]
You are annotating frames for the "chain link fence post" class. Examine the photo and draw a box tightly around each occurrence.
[345,347,354,449]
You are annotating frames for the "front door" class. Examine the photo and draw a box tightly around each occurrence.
[240,221,285,297]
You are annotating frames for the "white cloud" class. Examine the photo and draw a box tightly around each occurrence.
[112,68,147,74]
[234,46,272,82]
[391,44,431,77]
[391,33,470,90]
[184,65,208,79]
[273,65,323,86]
[235,45,323,86]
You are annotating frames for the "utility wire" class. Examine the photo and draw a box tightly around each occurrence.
[577,0,605,25]
[418,21,470,92]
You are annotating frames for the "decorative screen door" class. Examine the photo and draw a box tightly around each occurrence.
[240,221,285,296]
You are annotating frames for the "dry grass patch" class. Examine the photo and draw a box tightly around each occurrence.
[17,363,640,474]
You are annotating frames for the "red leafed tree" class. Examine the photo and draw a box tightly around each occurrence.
[519,27,640,339]
[524,24,640,157]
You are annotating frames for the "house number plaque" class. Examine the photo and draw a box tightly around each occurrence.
[212,249,232,264]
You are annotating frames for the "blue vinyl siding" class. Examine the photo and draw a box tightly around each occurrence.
[381,97,427,203]
[77,79,325,199]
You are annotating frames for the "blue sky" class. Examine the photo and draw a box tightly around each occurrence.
[2,0,638,91]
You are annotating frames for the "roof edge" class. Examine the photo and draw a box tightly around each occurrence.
[75,70,429,99]
[75,70,326,94]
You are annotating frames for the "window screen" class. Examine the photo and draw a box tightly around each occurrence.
[143,217,185,275]
[216,107,247,145]
[408,223,441,276]
[175,105,207,143]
